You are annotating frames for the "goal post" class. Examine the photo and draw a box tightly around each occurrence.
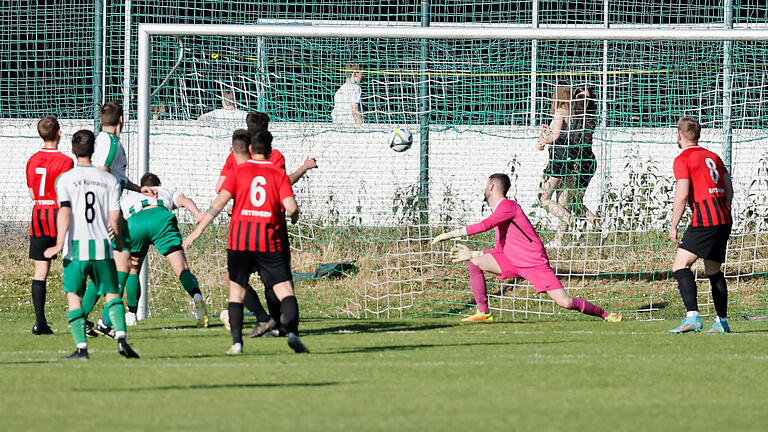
[134,23,768,320]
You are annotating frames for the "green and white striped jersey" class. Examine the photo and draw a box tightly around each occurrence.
[121,187,182,218]
[92,131,128,190]
[55,165,121,261]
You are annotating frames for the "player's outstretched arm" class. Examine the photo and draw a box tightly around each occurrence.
[449,244,483,263]
[215,176,226,193]
[670,179,690,242]
[182,191,232,249]
[125,180,158,198]
[288,158,318,185]
[175,194,204,223]
[283,196,299,225]
[44,206,71,259]
[432,227,467,244]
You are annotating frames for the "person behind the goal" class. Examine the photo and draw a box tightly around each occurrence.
[668,117,733,334]
[25,116,73,335]
[184,130,308,354]
[433,173,622,323]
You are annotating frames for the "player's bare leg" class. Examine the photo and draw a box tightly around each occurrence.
[461,254,501,322]
[226,281,247,354]
[704,259,730,333]
[538,176,572,247]
[273,280,308,353]
[31,259,53,335]
[166,250,208,327]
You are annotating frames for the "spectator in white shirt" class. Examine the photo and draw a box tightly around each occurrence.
[331,64,363,124]
[199,90,248,122]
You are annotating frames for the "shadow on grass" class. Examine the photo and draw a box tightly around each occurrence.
[79,381,341,392]
[318,339,571,355]
[733,329,768,334]
[0,359,60,365]
[303,320,458,336]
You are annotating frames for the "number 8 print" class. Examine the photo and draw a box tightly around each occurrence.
[84,191,95,223]
[705,158,720,184]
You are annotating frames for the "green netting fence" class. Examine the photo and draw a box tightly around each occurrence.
[1,1,767,321]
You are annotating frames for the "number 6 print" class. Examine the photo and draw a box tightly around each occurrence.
[250,176,267,207]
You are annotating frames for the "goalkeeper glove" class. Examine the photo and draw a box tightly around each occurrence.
[431,229,463,244]
[449,244,482,263]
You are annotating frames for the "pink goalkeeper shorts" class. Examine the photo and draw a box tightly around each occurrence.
[490,252,563,293]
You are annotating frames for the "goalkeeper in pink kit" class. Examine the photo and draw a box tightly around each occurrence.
[433,173,622,323]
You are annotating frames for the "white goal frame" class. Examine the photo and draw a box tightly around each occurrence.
[135,23,768,318]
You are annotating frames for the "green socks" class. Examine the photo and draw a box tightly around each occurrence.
[125,273,140,310]
[104,297,127,336]
[67,308,87,347]
[179,270,202,298]
[117,271,128,297]
[81,282,100,315]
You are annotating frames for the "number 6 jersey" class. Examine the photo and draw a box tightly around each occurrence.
[673,145,732,227]
[55,165,121,260]
[220,160,294,252]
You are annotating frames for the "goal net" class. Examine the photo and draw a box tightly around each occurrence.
[129,23,768,320]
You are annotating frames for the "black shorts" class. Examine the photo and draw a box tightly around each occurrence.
[679,224,731,263]
[228,249,292,289]
[29,235,57,261]
[250,247,292,284]
[544,145,569,177]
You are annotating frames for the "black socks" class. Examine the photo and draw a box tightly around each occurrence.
[228,302,244,344]
[674,268,698,312]
[280,296,299,335]
[31,279,47,325]
[243,285,270,322]
[708,271,728,318]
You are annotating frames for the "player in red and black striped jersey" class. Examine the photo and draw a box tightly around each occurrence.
[184,129,308,354]
[215,112,317,338]
[25,116,74,335]
[669,117,734,334]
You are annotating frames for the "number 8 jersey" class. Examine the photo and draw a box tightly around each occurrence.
[673,145,732,227]
[55,165,122,261]
[221,160,294,252]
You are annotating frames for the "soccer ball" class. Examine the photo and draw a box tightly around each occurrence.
[388,127,413,152]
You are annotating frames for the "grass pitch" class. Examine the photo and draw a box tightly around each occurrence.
[1,312,767,431]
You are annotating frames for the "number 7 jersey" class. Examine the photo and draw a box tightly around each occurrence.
[220,160,294,252]
[55,165,122,260]
[25,148,74,237]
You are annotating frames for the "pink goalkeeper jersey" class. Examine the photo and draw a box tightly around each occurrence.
[465,198,549,268]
